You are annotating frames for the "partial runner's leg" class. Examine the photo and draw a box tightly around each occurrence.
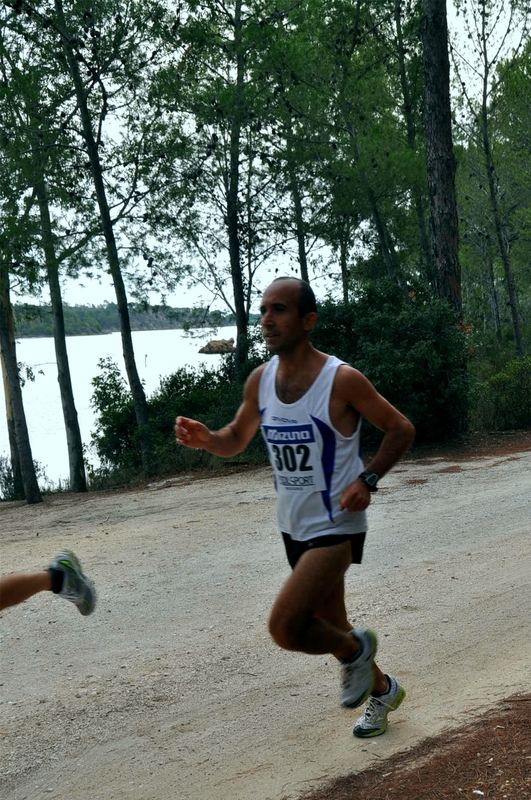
[315,577,387,694]
[268,540,358,658]
[269,542,383,706]
[0,571,51,611]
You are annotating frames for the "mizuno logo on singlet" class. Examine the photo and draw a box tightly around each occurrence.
[262,424,315,443]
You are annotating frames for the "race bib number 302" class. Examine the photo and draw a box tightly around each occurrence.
[262,424,327,493]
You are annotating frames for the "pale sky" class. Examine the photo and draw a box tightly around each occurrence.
[40,268,337,311]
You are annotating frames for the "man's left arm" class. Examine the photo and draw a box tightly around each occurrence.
[338,367,415,512]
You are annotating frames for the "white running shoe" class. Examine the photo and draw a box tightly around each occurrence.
[48,551,96,616]
[340,628,377,709]
[353,674,406,738]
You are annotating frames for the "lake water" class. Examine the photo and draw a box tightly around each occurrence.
[0,327,237,487]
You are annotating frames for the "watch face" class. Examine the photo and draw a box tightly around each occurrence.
[362,472,379,487]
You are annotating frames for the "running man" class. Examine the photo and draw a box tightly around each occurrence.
[0,550,96,616]
[175,277,415,738]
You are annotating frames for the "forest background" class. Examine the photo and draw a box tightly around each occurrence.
[0,0,530,503]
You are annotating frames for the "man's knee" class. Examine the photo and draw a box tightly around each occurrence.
[268,605,308,651]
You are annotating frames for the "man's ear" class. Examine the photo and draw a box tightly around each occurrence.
[304,311,318,331]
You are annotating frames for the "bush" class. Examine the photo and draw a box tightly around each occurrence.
[470,356,531,431]
[0,455,55,500]
[89,289,473,480]
[89,356,268,480]
[311,282,470,442]
[0,455,15,500]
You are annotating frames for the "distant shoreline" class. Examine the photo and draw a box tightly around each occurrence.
[12,302,247,339]
[15,322,237,339]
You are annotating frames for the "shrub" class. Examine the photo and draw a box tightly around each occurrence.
[312,281,470,442]
[470,356,531,431]
[89,356,268,479]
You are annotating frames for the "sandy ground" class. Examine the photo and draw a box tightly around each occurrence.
[1,442,530,800]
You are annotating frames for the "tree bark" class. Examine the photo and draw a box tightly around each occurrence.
[421,0,462,317]
[479,58,523,354]
[0,268,42,504]
[339,227,350,303]
[225,0,249,378]
[0,299,24,499]
[55,0,152,469]
[34,177,87,491]
[482,246,502,347]
[394,3,434,286]
[286,131,309,284]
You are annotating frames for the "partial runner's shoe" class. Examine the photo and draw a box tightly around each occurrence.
[48,551,96,616]
[340,628,377,709]
[353,674,406,738]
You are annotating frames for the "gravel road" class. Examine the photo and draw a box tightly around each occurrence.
[1,442,530,800]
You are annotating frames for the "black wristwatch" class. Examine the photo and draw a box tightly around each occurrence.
[358,471,379,492]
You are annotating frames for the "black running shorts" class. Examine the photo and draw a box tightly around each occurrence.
[281,531,367,569]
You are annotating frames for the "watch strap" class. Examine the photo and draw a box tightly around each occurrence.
[358,471,379,492]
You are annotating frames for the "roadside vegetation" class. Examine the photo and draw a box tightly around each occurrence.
[1,0,530,501]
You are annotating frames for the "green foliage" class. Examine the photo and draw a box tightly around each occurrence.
[470,357,531,431]
[89,357,138,473]
[0,456,15,501]
[311,282,470,441]
[89,356,268,481]
[0,455,54,500]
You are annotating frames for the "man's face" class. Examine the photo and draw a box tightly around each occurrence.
[260,280,315,354]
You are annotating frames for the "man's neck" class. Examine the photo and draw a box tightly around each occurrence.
[276,343,325,374]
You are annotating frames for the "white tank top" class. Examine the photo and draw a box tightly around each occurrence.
[258,355,367,540]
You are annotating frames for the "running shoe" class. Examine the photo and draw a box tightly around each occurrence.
[353,674,406,738]
[340,627,377,709]
[48,550,96,616]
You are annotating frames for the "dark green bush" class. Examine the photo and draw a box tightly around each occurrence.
[89,288,472,480]
[89,355,268,480]
[470,356,531,431]
[311,281,470,442]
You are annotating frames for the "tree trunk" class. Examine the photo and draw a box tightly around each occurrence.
[339,228,350,303]
[480,87,524,355]
[0,305,24,499]
[341,109,398,282]
[286,133,309,284]
[55,0,152,469]
[421,0,462,317]
[0,268,42,504]
[35,177,87,491]
[394,3,434,286]
[478,235,502,347]
[226,0,249,377]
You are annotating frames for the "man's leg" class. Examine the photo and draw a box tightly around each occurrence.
[315,577,388,694]
[0,552,96,616]
[268,540,358,657]
[268,541,377,707]
[0,571,51,611]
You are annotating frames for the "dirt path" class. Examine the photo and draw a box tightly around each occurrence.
[1,437,530,800]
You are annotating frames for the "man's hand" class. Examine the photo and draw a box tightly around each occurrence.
[339,478,372,512]
[174,416,211,450]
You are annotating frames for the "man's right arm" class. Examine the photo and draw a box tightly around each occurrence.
[174,365,265,458]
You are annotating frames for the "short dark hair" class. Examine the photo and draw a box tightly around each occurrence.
[272,276,317,317]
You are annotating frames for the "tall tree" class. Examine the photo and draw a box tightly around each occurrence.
[421,0,462,316]
[0,265,42,503]
[3,0,176,470]
[155,1,286,376]
[0,43,91,490]
[451,0,529,354]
